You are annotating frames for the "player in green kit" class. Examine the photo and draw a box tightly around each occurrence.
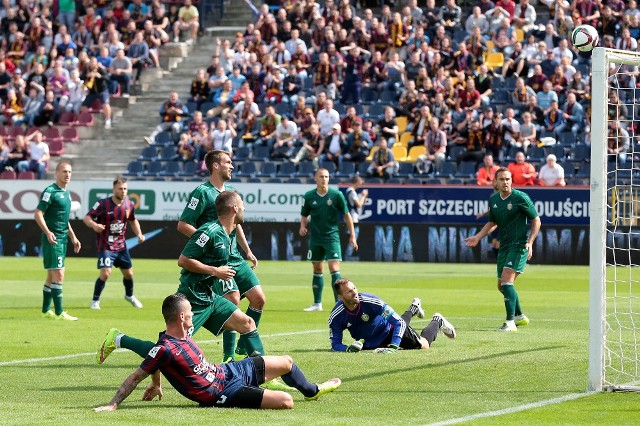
[177,150,266,361]
[300,168,358,312]
[465,168,541,332]
[34,160,82,321]
[97,192,266,362]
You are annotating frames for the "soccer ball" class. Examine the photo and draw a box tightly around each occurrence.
[571,25,599,52]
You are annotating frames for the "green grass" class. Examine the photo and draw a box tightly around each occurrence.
[0,258,639,425]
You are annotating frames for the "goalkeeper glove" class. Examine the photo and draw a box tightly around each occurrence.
[373,344,399,354]
[346,339,364,353]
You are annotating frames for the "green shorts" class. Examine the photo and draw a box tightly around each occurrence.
[178,287,238,336]
[42,234,67,270]
[307,241,342,262]
[233,261,261,297]
[496,245,528,278]
[212,277,239,297]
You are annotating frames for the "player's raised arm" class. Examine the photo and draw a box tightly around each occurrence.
[94,367,150,411]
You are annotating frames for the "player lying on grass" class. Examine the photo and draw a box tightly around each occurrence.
[94,294,341,411]
[329,279,456,353]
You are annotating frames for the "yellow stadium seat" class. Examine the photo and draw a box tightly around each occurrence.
[396,116,408,134]
[399,132,414,147]
[515,28,524,42]
[486,40,494,53]
[391,145,407,161]
[485,52,504,71]
[366,146,379,162]
[406,145,427,162]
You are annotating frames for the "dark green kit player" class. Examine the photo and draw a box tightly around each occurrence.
[177,150,265,361]
[465,167,541,332]
[97,191,265,363]
[34,160,82,321]
[300,168,358,312]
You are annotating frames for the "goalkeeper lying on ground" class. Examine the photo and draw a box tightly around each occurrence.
[328,279,456,353]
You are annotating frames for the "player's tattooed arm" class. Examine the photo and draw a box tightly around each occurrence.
[95,368,149,411]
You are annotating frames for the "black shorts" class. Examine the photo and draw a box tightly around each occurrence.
[215,356,266,409]
[380,326,423,350]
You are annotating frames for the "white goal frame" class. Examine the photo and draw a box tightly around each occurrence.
[589,47,640,392]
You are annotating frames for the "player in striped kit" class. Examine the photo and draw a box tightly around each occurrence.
[94,293,341,411]
[83,177,145,310]
[328,279,456,353]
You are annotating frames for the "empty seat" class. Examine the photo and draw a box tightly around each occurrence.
[144,161,164,176]
[48,140,64,156]
[160,161,181,176]
[139,146,159,161]
[455,161,477,178]
[62,128,79,142]
[336,161,356,178]
[77,112,95,126]
[0,169,16,179]
[159,146,178,161]
[43,127,62,143]
[237,161,257,177]
[277,162,297,177]
[17,171,36,179]
[180,161,198,176]
[257,161,277,177]
[59,112,78,126]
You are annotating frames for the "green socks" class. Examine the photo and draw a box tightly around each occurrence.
[330,271,341,302]
[42,285,52,313]
[312,273,324,304]
[223,330,237,360]
[501,283,518,321]
[120,335,155,358]
[235,307,263,356]
[238,329,265,356]
[50,283,63,315]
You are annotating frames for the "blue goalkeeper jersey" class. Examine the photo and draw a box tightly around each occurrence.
[328,293,406,352]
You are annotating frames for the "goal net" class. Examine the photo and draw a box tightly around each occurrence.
[590,47,640,392]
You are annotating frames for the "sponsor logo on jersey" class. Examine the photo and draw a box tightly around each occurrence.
[188,197,200,210]
[347,322,352,327]
[333,253,338,257]
[327,199,333,206]
[507,203,512,210]
[110,221,125,234]
[42,192,51,202]
[507,261,513,266]
[312,201,317,205]
[196,233,210,247]
[148,346,160,358]
[493,204,497,208]
[206,372,215,382]
[361,314,369,322]
[59,194,65,198]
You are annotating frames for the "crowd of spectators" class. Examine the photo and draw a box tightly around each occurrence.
[0,0,201,178]
[141,0,638,186]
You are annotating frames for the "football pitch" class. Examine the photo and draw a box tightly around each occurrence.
[1,257,638,425]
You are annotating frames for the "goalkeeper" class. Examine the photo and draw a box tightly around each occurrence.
[328,279,456,353]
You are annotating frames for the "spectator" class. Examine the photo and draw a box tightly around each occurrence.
[511,77,536,113]
[557,93,584,138]
[607,122,630,164]
[258,104,281,149]
[508,151,537,185]
[81,56,112,129]
[34,89,60,127]
[18,130,49,179]
[342,120,371,165]
[57,0,76,30]
[466,8,490,34]
[230,91,260,141]
[207,79,235,118]
[290,123,325,167]
[177,132,196,162]
[5,135,28,172]
[408,105,431,150]
[367,138,397,180]
[109,48,133,97]
[315,52,337,100]
[538,154,566,186]
[377,106,399,147]
[128,31,151,83]
[474,65,493,108]
[416,117,447,174]
[66,70,85,113]
[272,114,299,159]
[146,91,188,144]
[544,101,565,137]
[16,85,43,126]
[340,44,370,105]
[316,99,340,137]
[174,0,199,44]
[477,154,500,185]
[519,112,537,149]
[210,118,235,155]
[536,80,558,113]
[439,0,462,35]
[323,122,344,168]
[501,107,521,147]
[484,111,507,161]
[513,0,536,33]
[456,118,485,166]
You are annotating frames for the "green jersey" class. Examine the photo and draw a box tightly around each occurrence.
[300,187,349,245]
[36,183,71,236]
[488,189,538,249]
[179,220,231,290]
[179,181,244,267]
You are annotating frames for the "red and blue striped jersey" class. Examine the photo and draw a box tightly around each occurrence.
[140,334,226,406]
[87,197,136,252]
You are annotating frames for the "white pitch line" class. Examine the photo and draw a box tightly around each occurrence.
[425,392,594,426]
[0,329,326,366]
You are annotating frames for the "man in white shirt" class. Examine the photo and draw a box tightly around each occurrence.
[285,29,308,55]
[537,154,565,186]
[323,123,344,167]
[272,114,299,159]
[551,39,574,65]
[18,131,50,179]
[316,99,340,136]
[501,108,521,146]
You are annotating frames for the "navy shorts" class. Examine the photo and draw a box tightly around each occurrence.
[83,90,110,106]
[97,249,133,270]
[215,357,266,409]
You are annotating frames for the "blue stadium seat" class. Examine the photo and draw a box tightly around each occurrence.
[138,146,158,162]
[455,161,477,178]
[266,177,282,183]
[447,178,464,185]
[257,161,277,177]
[386,178,403,184]
[337,161,356,178]
[234,146,251,161]
[154,131,173,147]
[357,161,370,176]
[527,145,546,162]
[437,162,457,178]
[406,178,424,184]
[378,90,398,105]
[199,102,215,113]
[397,162,415,178]
[159,146,178,161]
[361,88,377,105]
[180,161,198,176]
[571,144,590,162]
[366,177,383,184]
[424,178,442,185]
[558,132,576,146]
[575,162,590,178]
[333,103,346,116]
[296,161,316,177]
[321,161,337,174]
[160,161,181,177]
[275,103,291,116]
[366,104,385,120]
[253,145,270,161]
[125,161,144,177]
[237,161,257,177]
[277,162,297,178]
[144,161,164,177]
[447,145,466,161]
[551,144,566,160]
[287,177,302,183]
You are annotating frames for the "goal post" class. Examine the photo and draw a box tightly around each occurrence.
[589,47,640,392]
